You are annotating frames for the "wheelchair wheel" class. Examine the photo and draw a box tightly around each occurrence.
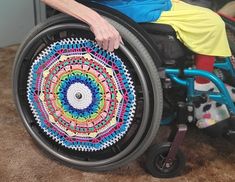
[145,143,185,178]
[13,14,163,171]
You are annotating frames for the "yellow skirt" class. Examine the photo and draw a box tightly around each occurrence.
[155,0,231,57]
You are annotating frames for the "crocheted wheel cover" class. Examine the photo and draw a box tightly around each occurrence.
[27,38,136,151]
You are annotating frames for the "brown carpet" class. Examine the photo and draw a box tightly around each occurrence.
[0,45,235,182]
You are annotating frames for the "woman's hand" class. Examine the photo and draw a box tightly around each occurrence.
[41,0,123,52]
[89,15,122,52]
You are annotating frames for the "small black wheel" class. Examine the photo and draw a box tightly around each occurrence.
[145,143,185,178]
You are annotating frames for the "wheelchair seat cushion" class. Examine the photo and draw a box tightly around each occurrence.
[140,23,176,36]
[140,23,189,61]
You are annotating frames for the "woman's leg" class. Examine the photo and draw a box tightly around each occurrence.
[194,54,230,129]
[218,1,235,18]
[156,1,231,57]
[155,1,233,128]
[195,54,214,84]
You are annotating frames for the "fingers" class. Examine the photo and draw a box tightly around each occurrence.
[99,25,120,52]
[95,35,103,48]
[107,25,119,52]
[102,35,109,51]
[91,20,122,52]
[108,37,115,52]
[110,25,123,51]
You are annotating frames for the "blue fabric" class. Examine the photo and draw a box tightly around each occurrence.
[91,0,172,23]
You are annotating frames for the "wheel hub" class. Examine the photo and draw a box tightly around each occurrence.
[75,92,82,100]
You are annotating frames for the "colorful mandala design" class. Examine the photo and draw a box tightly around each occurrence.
[27,38,136,151]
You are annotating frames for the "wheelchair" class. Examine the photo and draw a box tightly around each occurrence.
[12,2,235,178]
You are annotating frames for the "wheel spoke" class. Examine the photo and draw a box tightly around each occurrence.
[42,36,52,45]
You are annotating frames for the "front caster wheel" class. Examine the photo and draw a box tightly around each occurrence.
[145,143,185,178]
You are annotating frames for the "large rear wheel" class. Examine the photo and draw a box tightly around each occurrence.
[13,14,163,171]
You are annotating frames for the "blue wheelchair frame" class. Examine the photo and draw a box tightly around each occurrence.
[161,57,235,125]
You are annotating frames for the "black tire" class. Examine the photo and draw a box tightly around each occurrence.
[145,143,185,178]
[13,13,163,171]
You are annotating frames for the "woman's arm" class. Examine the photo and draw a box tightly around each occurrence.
[41,0,122,51]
